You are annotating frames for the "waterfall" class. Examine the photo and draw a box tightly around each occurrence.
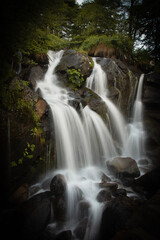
[123,74,146,161]
[86,59,146,163]
[34,51,147,239]
[86,58,127,152]
[35,51,118,240]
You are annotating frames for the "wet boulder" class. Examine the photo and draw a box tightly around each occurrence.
[96,189,112,202]
[9,183,29,204]
[50,174,67,197]
[106,157,140,179]
[10,191,51,240]
[55,230,72,240]
[78,200,90,219]
[99,182,118,192]
[99,196,137,240]
[27,65,44,89]
[132,166,160,198]
[55,49,93,81]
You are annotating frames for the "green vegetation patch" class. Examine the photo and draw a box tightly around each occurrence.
[67,68,85,88]
[80,34,134,55]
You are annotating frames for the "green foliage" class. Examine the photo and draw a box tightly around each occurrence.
[7,79,40,125]
[30,126,43,137]
[80,34,134,55]
[133,49,152,65]
[67,68,85,88]
[10,161,17,168]
[23,142,35,160]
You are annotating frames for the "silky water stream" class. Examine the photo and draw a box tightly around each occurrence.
[31,51,147,239]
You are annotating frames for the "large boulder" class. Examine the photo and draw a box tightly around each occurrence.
[106,157,140,179]
[5,191,51,240]
[55,49,93,81]
[97,57,137,117]
[50,174,67,197]
[27,65,45,89]
[99,195,137,240]
[132,166,160,198]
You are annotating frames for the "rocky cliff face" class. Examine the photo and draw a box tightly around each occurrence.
[143,73,160,166]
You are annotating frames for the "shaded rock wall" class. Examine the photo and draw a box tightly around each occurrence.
[143,73,160,166]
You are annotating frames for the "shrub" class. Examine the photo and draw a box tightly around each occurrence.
[67,68,85,87]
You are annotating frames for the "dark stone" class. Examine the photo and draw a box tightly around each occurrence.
[8,191,51,240]
[106,157,140,179]
[99,182,118,192]
[132,166,160,198]
[112,188,127,198]
[55,230,72,240]
[27,65,44,89]
[97,57,137,117]
[51,196,67,222]
[97,189,112,202]
[78,200,90,219]
[101,173,111,183]
[126,194,160,239]
[50,174,67,197]
[9,183,29,204]
[55,49,92,80]
[99,196,137,240]
[143,73,160,166]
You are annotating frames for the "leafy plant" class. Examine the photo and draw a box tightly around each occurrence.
[67,68,85,88]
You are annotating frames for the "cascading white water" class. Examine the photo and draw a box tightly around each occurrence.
[123,74,146,161]
[34,51,147,239]
[86,58,127,152]
[86,58,146,163]
[35,51,118,239]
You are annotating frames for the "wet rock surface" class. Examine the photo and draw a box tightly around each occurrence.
[106,157,140,179]
[143,72,160,167]
[1,167,160,240]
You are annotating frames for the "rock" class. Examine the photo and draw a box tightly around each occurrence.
[51,195,67,222]
[74,218,88,240]
[55,230,72,240]
[27,65,44,89]
[132,166,160,198]
[125,193,160,239]
[101,173,111,183]
[143,73,160,166]
[97,57,137,117]
[96,189,112,202]
[99,196,137,240]
[32,53,49,66]
[36,98,49,119]
[99,181,118,190]
[55,49,92,81]
[106,157,140,179]
[10,191,51,240]
[50,174,67,197]
[29,184,41,196]
[112,188,127,198]
[78,200,90,219]
[9,183,29,204]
